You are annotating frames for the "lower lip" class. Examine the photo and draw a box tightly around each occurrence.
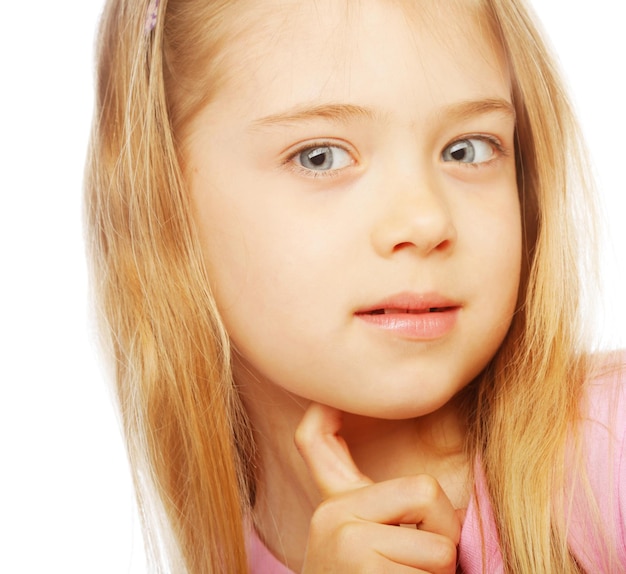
[355,308,459,340]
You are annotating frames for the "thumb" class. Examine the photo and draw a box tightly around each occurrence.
[295,402,372,499]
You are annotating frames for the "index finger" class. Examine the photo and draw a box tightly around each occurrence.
[295,402,372,499]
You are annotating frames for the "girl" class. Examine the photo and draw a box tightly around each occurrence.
[85,0,625,572]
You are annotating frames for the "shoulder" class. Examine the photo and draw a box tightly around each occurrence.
[245,521,296,574]
[585,349,626,399]
[569,350,626,570]
[581,350,626,447]
[580,349,626,503]
[459,353,626,573]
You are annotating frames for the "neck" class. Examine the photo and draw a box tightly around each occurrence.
[239,370,471,572]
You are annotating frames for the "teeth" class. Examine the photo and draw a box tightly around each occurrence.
[383,308,428,314]
[367,307,449,315]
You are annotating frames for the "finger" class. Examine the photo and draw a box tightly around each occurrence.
[311,474,462,544]
[295,402,372,498]
[305,515,457,574]
[296,403,462,544]
[361,522,458,574]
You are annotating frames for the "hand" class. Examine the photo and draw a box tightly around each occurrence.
[295,403,462,573]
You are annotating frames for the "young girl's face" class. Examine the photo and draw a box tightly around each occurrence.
[185,0,521,419]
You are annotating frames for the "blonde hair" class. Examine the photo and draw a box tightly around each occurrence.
[85,0,608,572]
[86,1,253,571]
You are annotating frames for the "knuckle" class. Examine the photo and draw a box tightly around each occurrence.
[387,475,443,515]
[334,520,363,550]
[309,501,364,552]
[293,423,313,454]
[308,496,354,535]
[391,476,421,509]
[309,498,338,531]
[431,537,458,570]
[411,473,442,503]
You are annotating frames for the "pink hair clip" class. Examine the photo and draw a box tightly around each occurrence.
[145,0,160,33]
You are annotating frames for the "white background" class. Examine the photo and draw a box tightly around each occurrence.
[0,2,624,572]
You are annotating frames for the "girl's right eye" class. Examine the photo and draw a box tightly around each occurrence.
[288,144,354,175]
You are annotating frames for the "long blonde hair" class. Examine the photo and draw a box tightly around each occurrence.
[85,0,605,572]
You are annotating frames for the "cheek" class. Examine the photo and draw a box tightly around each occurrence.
[459,183,522,303]
[192,193,328,353]
[484,197,523,311]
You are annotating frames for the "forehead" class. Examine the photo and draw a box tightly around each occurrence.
[193,0,508,127]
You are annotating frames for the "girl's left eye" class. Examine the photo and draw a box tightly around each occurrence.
[292,144,353,173]
[441,137,498,165]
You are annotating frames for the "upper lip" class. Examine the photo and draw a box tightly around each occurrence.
[355,292,461,315]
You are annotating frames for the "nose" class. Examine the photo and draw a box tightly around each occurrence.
[370,172,457,257]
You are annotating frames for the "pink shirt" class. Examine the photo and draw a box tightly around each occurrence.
[247,362,626,572]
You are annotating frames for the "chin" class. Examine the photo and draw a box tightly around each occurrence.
[332,391,461,421]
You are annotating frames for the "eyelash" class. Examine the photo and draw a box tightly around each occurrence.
[281,134,508,178]
[441,134,507,168]
[282,140,356,179]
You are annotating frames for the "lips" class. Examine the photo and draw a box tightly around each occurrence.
[355,293,460,316]
[355,292,460,340]
[366,306,452,315]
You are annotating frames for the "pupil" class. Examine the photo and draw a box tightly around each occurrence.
[308,148,328,166]
[451,146,467,161]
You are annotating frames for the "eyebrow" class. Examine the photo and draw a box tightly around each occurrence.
[249,97,515,130]
[440,98,516,123]
[250,103,382,129]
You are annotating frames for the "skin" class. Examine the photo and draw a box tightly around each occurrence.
[184,0,521,571]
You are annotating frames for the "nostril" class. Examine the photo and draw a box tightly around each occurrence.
[392,241,418,252]
[392,237,452,253]
[434,238,453,251]
[370,199,457,258]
